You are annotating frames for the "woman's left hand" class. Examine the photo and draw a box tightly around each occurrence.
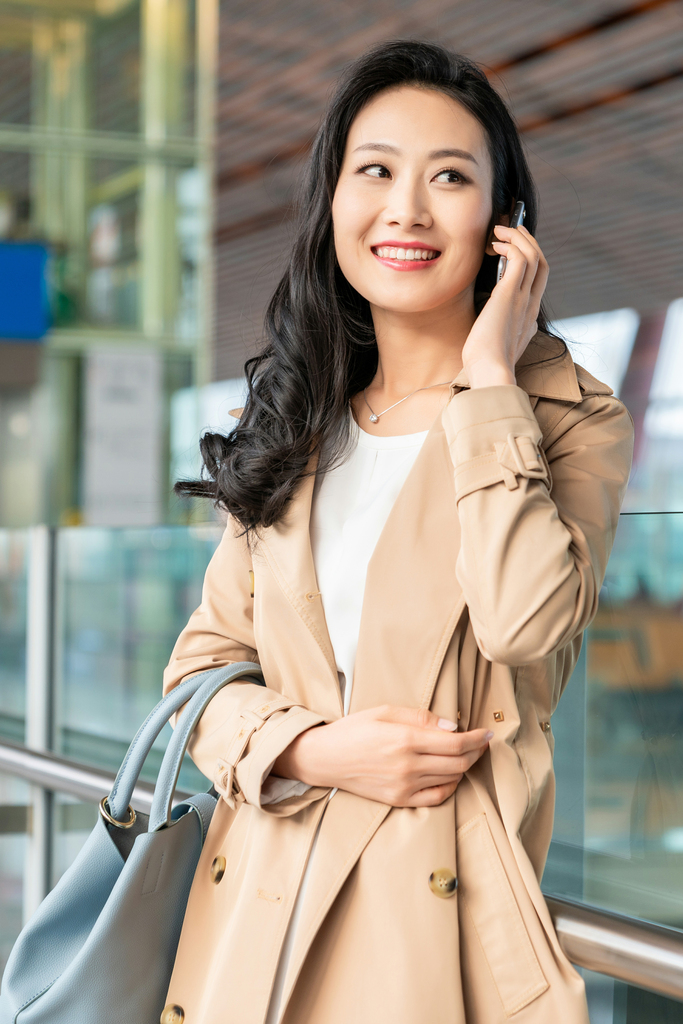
[461,223,549,389]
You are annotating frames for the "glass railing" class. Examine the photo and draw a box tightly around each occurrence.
[543,512,683,928]
[0,523,222,976]
[53,525,221,785]
[0,771,29,974]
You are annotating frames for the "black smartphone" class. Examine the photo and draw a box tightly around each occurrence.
[496,200,526,283]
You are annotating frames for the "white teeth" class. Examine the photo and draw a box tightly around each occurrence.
[374,247,438,260]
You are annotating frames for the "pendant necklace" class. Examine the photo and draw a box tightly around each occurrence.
[363,380,451,423]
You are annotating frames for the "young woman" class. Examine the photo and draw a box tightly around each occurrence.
[163,40,633,1024]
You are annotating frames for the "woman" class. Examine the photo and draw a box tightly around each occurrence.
[163,40,633,1024]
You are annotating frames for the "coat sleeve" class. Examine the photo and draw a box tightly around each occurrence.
[442,384,634,666]
[163,520,327,816]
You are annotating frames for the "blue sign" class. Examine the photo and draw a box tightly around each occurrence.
[0,241,51,340]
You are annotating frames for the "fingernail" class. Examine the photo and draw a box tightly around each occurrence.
[485,731,494,741]
[437,718,458,731]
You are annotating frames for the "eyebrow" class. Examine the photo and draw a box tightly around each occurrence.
[352,142,479,165]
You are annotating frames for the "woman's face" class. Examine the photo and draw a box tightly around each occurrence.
[332,85,497,317]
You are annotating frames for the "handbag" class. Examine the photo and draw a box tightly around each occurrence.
[0,661,264,1024]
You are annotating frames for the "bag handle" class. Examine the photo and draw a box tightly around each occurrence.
[149,662,264,832]
[106,662,263,822]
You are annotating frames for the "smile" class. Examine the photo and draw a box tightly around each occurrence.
[371,245,441,271]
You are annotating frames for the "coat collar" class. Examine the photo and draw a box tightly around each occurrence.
[451,331,583,404]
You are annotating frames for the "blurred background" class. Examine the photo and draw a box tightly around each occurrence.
[1,2,683,1021]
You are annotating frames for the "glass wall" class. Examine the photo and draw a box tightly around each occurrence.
[0,0,216,529]
[0,0,205,337]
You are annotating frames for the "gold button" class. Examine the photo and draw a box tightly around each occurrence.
[541,721,551,733]
[429,868,458,898]
[160,1006,184,1024]
[210,855,226,884]
[493,710,504,722]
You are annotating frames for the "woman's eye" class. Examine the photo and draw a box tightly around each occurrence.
[434,169,464,184]
[360,163,391,178]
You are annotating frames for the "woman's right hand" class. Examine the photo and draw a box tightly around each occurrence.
[271,705,493,807]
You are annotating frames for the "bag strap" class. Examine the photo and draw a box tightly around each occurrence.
[149,662,264,832]
[106,662,262,822]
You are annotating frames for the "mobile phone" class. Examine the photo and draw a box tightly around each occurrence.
[496,200,526,283]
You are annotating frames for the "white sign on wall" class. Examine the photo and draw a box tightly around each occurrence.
[82,347,163,526]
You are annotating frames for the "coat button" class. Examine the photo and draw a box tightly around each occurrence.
[429,868,458,898]
[210,855,226,884]
[160,1006,184,1024]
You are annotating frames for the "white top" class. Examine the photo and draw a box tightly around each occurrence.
[263,415,428,1024]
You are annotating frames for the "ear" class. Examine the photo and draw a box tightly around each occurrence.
[484,209,511,256]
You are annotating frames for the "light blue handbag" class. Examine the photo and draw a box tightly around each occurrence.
[0,661,264,1024]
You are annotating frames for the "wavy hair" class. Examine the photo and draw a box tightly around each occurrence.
[176,39,559,533]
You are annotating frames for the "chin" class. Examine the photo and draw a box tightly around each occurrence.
[367,285,459,315]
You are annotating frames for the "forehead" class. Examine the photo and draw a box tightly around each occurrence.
[345,85,490,169]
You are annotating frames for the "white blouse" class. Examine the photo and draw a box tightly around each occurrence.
[263,415,428,1023]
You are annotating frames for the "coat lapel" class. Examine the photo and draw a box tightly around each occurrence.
[258,467,343,719]
[350,412,465,714]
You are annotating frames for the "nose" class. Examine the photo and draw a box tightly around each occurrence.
[381,175,432,232]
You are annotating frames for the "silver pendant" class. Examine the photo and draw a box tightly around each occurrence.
[369,413,379,423]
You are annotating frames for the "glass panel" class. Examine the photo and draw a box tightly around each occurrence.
[0,530,28,743]
[0,772,29,977]
[0,13,31,127]
[0,0,196,138]
[91,0,142,135]
[0,151,31,243]
[545,512,683,932]
[52,793,98,889]
[0,150,203,336]
[55,525,221,791]
[85,159,141,330]
[0,0,204,341]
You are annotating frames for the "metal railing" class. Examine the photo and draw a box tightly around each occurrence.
[0,738,192,814]
[2,737,683,1003]
[547,897,683,1002]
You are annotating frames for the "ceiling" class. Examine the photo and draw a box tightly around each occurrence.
[214,0,683,379]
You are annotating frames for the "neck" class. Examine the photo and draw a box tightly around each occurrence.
[368,295,476,394]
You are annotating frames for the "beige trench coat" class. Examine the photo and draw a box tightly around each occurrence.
[163,336,633,1024]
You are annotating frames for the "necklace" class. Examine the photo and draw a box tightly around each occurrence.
[363,380,451,423]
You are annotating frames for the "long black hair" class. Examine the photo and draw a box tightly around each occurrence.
[177,39,560,534]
